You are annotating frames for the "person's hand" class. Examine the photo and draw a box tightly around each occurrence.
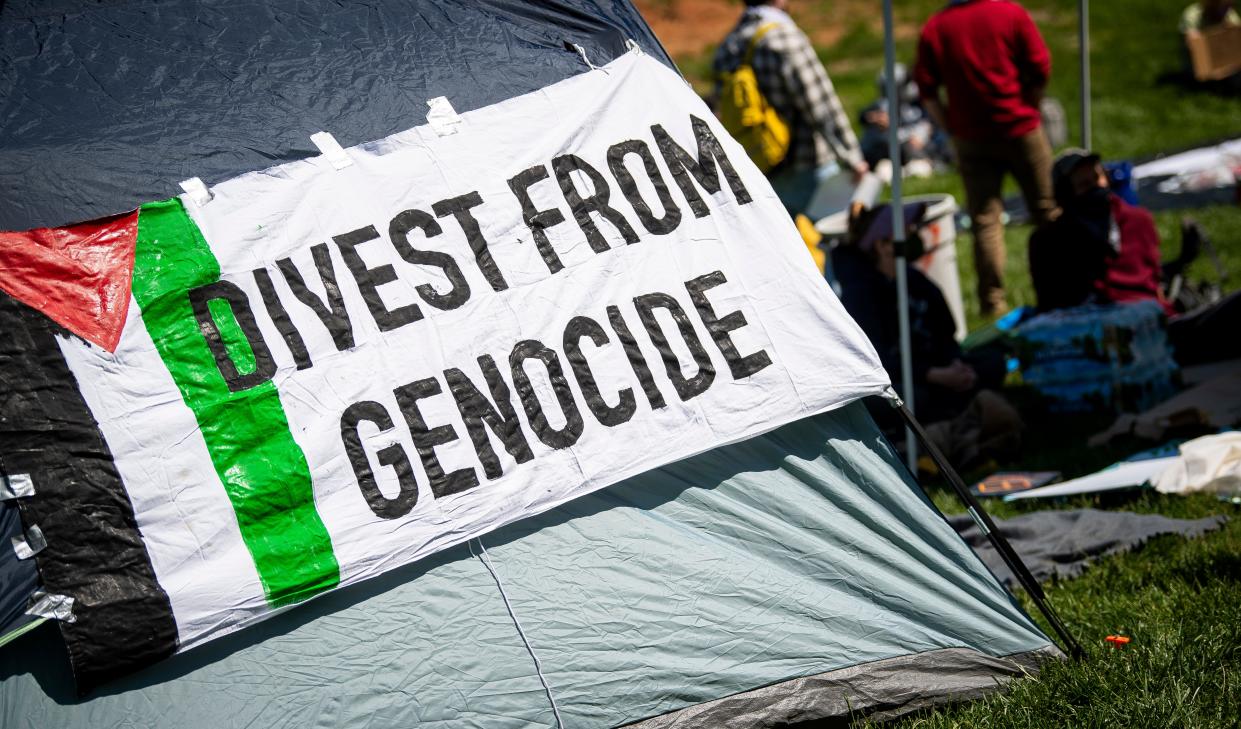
[850,160,870,184]
[926,359,977,392]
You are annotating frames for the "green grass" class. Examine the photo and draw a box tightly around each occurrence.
[874,492,1241,729]
[656,1,1241,726]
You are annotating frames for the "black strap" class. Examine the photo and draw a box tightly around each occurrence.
[893,400,1087,660]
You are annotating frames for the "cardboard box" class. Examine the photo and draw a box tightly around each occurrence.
[1186,25,1241,81]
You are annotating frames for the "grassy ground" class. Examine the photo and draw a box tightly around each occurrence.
[639,1,1241,726]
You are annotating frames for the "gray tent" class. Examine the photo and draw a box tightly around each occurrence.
[1,404,1056,727]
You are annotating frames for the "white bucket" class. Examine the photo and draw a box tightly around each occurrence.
[908,194,966,341]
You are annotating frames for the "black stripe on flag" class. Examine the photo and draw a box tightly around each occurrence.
[0,292,178,693]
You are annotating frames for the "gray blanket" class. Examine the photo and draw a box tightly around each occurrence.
[950,508,1227,586]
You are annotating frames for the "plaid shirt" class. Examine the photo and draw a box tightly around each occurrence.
[712,8,863,173]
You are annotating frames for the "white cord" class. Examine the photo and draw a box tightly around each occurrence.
[570,42,608,74]
[471,537,566,729]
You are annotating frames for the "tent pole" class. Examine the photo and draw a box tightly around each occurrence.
[895,402,1087,660]
[882,0,916,471]
[1079,0,1091,148]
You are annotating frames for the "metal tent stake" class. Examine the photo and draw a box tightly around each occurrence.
[882,0,916,471]
[895,402,1087,660]
[1079,0,1091,148]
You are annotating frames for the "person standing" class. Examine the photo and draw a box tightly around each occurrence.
[713,0,867,218]
[914,0,1057,318]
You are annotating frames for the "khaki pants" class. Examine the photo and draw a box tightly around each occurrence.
[955,129,1057,317]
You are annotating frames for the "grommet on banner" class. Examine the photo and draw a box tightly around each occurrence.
[179,177,212,206]
[26,591,75,623]
[568,42,608,74]
[12,524,46,559]
[0,472,34,500]
[310,131,354,170]
[426,97,463,136]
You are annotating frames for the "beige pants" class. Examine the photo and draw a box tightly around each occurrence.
[955,129,1058,317]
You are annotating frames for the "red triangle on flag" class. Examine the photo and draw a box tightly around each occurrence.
[0,210,139,352]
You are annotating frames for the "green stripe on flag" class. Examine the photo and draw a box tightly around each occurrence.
[131,198,340,608]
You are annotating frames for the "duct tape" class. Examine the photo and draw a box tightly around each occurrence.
[179,177,212,206]
[425,97,463,136]
[12,524,46,559]
[310,131,354,170]
[1,472,34,500]
[26,591,75,623]
[881,386,904,407]
[625,38,642,54]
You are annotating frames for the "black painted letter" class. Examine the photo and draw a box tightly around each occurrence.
[444,356,534,480]
[433,192,509,293]
[276,243,356,352]
[341,400,419,519]
[652,115,752,218]
[393,377,480,499]
[552,154,639,252]
[508,340,584,449]
[563,315,637,427]
[606,139,682,235]
[508,165,568,274]
[686,271,772,379]
[388,208,471,311]
[633,292,716,401]
[333,225,423,332]
[188,280,277,392]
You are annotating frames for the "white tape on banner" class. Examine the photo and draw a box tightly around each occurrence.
[179,177,212,206]
[425,97,463,136]
[0,473,34,500]
[12,524,46,559]
[310,131,353,170]
[26,591,76,623]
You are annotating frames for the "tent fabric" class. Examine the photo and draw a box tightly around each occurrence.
[0,402,1054,727]
[0,500,40,643]
[0,0,674,232]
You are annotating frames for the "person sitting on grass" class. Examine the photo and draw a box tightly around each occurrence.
[1029,148,1241,366]
[836,204,1020,468]
[1029,149,1172,313]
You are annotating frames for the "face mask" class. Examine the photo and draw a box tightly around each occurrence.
[1065,187,1120,254]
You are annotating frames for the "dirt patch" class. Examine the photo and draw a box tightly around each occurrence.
[633,0,919,60]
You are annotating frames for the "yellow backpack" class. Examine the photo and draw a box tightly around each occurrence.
[717,23,790,173]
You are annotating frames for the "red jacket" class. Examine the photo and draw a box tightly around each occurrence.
[915,0,1051,140]
[1103,195,1171,313]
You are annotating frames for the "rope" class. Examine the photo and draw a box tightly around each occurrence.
[471,537,567,728]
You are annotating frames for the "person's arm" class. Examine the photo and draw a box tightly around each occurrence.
[913,27,949,132]
[920,95,949,135]
[774,30,867,175]
[1015,9,1052,106]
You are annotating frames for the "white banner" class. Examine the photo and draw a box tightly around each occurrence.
[59,48,889,650]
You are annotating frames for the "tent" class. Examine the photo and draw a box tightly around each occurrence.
[2,1,1062,725]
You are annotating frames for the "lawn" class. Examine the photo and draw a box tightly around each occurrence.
[637,1,1241,726]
